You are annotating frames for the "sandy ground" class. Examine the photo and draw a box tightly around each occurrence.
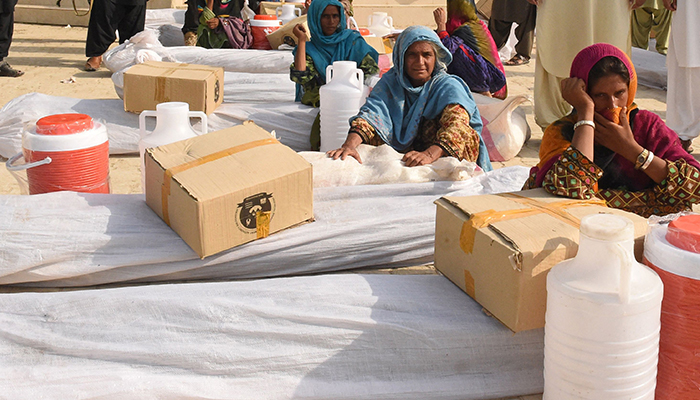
[0,24,687,400]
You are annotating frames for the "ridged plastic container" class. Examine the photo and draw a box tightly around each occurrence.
[367,12,393,37]
[543,214,663,400]
[139,102,207,192]
[644,214,700,400]
[6,113,110,194]
[319,61,364,152]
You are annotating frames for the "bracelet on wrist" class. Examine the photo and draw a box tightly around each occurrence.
[634,149,653,170]
[573,119,595,130]
[640,150,654,171]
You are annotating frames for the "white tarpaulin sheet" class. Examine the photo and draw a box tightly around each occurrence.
[0,93,315,157]
[0,166,529,287]
[0,274,545,399]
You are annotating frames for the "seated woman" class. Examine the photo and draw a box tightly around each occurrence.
[433,6,506,98]
[290,0,378,150]
[524,43,700,217]
[438,0,507,99]
[194,0,259,49]
[327,26,492,171]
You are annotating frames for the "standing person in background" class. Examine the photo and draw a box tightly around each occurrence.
[488,0,536,66]
[664,0,699,153]
[531,0,646,130]
[84,0,147,71]
[0,0,23,77]
[631,0,673,55]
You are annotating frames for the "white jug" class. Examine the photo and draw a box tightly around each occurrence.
[139,102,207,192]
[276,4,301,25]
[319,61,364,152]
[367,12,393,38]
[474,94,532,162]
[543,214,663,400]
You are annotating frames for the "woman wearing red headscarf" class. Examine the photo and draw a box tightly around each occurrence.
[524,43,700,217]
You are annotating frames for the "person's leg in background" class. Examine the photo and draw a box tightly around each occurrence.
[488,18,512,53]
[512,4,535,62]
[0,0,23,77]
[631,6,653,51]
[534,54,571,131]
[116,2,146,44]
[182,0,200,46]
[651,6,672,55]
[85,0,119,71]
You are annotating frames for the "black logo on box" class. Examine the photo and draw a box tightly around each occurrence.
[236,192,275,232]
[214,79,221,103]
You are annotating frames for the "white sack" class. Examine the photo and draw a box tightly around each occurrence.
[631,46,668,90]
[165,46,294,73]
[0,166,529,287]
[0,274,545,399]
[145,8,185,29]
[0,94,312,157]
[103,30,175,73]
[302,144,483,187]
[157,24,186,47]
[474,94,532,161]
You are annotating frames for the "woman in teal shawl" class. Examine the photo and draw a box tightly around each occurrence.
[290,0,378,150]
[328,26,492,170]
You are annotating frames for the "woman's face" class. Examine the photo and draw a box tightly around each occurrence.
[404,41,436,87]
[320,5,341,36]
[588,73,629,113]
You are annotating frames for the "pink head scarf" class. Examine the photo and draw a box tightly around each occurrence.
[569,43,637,123]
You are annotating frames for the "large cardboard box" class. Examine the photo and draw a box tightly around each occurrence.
[123,61,224,115]
[434,188,648,332]
[144,121,314,258]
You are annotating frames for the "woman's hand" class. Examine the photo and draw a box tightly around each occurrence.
[206,17,219,30]
[293,24,309,41]
[593,107,642,160]
[402,145,444,167]
[561,77,594,118]
[630,0,646,9]
[663,0,677,11]
[433,8,447,32]
[526,0,540,5]
[327,133,363,163]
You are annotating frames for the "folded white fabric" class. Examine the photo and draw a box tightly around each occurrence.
[0,274,544,399]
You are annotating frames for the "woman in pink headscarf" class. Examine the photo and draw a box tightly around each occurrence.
[524,43,700,217]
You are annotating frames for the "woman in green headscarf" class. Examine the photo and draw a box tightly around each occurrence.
[290,0,378,150]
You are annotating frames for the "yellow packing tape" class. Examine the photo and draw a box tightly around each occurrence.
[161,137,279,226]
[459,193,607,254]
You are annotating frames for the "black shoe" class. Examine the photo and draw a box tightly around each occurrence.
[0,61,24,77]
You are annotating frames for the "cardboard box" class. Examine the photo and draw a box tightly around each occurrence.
[266,14,309,49]
[144,121,314,258]
[434,188,648,332]
[123,61,224,115]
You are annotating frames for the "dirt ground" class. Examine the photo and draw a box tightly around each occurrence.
[0,23,679,197]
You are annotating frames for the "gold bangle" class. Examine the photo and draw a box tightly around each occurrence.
[640,150,654,171]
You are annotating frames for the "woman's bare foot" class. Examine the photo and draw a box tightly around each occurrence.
[84,56,102,71]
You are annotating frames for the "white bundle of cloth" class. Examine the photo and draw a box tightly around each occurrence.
[301,144,483,187]
[0,166,529,287]
[0,274,545,399]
